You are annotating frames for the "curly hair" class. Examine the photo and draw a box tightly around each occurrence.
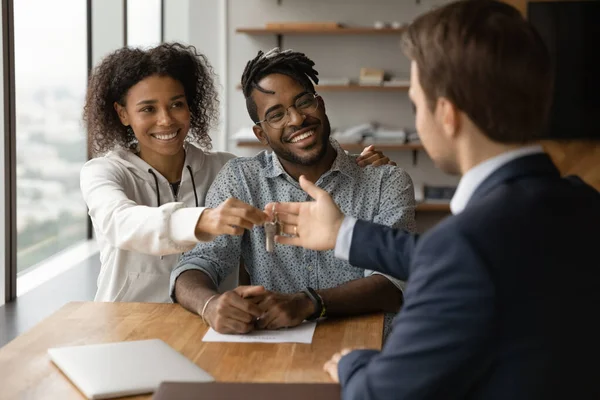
[241,48,319,123]
[84,42,219,155]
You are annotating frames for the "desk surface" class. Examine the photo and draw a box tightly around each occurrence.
[0,302,383,400]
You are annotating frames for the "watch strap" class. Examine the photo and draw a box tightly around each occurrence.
[302,287,326,321]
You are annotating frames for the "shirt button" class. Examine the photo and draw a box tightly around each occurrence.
[307,266,313,271]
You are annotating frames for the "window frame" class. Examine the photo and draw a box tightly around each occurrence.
[2,0,97,302]
[2,0,16,303]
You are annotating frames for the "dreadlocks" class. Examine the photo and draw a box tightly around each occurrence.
[241,48,319,123]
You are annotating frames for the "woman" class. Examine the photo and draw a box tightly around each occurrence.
[81,43,393,303]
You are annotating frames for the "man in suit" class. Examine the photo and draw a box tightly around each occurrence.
[269,1,600,399]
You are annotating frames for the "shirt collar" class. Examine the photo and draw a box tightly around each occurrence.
[450,145,545,215]
[263,138,357,181]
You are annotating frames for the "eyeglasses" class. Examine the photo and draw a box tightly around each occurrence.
[256,93,320,129]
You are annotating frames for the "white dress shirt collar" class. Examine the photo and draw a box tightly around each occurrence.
[450,146,545,215]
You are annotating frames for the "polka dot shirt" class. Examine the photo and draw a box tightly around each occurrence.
[171,139,416,336]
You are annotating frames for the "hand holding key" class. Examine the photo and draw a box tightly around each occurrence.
[196,198,268,238]
[265,176,345,251]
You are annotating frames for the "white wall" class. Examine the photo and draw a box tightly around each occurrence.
[165,0,228,151]
[190,0,228,151]
[92,0,125,66]
[127,0,161,48]
[164,0,190,43]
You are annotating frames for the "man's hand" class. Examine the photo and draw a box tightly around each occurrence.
[196,198,268,237]
[356,145,397,167]
[265,176,345,251]
[253,291,315,330]
[204,285,266,334]
[323,348,353,383]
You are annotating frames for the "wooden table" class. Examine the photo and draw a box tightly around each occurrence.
[0,302,383,399]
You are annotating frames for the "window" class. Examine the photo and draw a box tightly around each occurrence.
[127,0,162,48]
[13,0,89,275]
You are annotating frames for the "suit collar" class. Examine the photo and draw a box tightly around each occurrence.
[451,146,551,214]
[466,152,560,210]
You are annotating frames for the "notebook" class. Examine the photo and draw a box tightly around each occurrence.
[48,339,214,400]
[152,382,341,400]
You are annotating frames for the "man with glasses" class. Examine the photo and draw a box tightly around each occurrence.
[169,48,416,335]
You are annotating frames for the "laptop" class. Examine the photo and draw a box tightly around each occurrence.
[48,339,214,400]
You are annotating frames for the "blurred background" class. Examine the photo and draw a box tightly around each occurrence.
[4,0,460,295]
[0,0,598,323]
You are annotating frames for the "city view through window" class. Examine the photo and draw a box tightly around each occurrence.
[14,0,88,274]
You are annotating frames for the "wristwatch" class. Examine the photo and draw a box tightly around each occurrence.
[302,287,327,321]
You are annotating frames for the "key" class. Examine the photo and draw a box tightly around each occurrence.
[264,213,280,253]
[264,221,277,252]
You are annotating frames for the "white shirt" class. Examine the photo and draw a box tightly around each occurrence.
[80,142,236,302]
[334,146,545,261]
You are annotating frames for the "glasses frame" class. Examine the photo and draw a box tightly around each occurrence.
[256,93,321,129]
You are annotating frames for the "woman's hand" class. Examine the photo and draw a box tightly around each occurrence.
[196,198,268,237]
[356,145,397,167]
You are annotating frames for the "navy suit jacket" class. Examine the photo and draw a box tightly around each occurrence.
[338,154,600,400]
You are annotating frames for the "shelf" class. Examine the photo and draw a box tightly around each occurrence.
[236,27,406,35]
[415,203,451,212]
[318,84,409,92]
[236,84,408,92]
[339,143,423,151]
[235,141,423,151]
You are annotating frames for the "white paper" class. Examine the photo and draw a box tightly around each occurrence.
[202,322,317,344]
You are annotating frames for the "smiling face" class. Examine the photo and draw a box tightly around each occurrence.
[251,73,331,166]
[114,74,191,158]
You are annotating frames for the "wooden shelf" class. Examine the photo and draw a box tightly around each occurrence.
[236,27,406,35]
[235,141,423,151]
[339,143,423,151]
[234,141,268,148]
[319,84,409,92]
[236,84,408,92]
[416,203,451,212]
